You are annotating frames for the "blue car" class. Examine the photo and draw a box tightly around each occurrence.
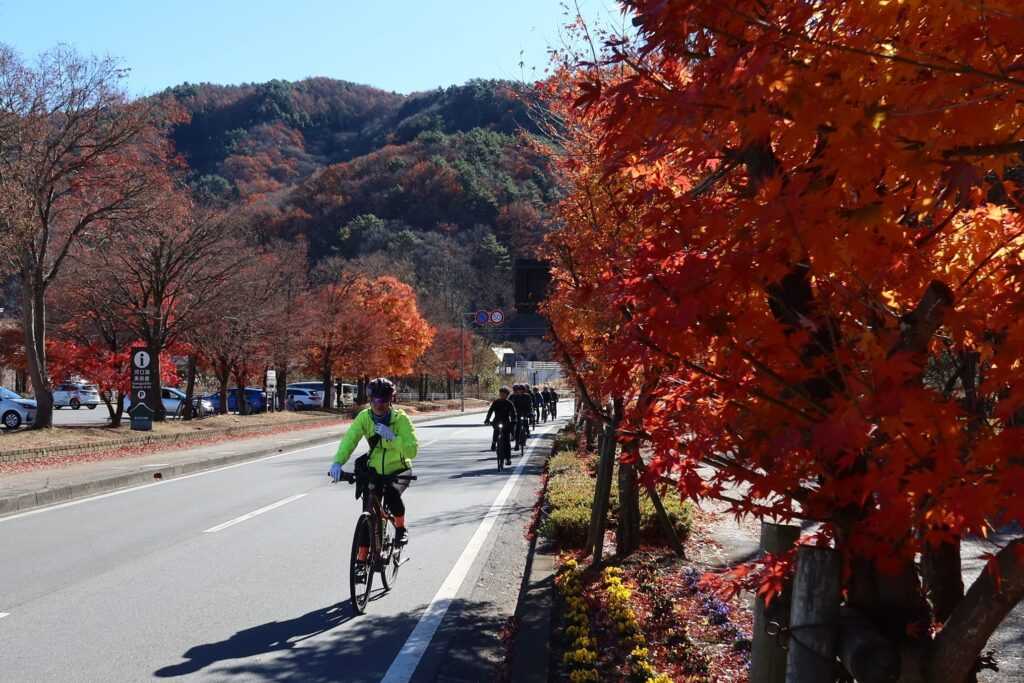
[202,387,268,414]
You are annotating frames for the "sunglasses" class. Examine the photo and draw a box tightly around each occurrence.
[371,397,390,405]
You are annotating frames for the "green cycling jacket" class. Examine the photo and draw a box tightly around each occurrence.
[333,407,418,475]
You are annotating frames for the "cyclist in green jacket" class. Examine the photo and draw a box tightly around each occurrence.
[330,378,417,548]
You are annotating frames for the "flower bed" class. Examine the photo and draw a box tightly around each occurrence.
[551,550,752,682]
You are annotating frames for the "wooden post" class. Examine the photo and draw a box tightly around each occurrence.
[587,421,616,564]
[785,545,841,683]
[750,522,800,683]
[644,483,686,557]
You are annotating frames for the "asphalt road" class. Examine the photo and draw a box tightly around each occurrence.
[51,404,114,426]
[0,403,571,682]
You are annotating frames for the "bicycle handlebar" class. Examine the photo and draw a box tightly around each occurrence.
[328,471,417,483]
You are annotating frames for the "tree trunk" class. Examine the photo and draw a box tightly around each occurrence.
[234,368,248,415]
[446,375,453,400]
[217,366,229,415]
[22,281,52,428]
[616,444,641,556]
[277,366,288,410]
[356,376,368,405]
[321,362,333,412]
[419,373,427,401]
[182,355,197,420]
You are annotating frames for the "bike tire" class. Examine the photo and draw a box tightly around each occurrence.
[379,523,399,591]
[350,514,374,613]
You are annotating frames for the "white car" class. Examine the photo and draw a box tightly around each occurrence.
[125,387,214,416]
[0,387,36,430]
[53,382,101,410]
[286,387,323,409]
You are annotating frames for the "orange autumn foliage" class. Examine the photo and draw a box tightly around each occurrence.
[544,3,1024,679]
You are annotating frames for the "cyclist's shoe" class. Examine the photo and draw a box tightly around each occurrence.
[505,457,512,466]
[395,527,408,545]
[353,561,368,583]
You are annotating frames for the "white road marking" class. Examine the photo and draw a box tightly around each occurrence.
[0,411,487,524]
[0,443,327,524]
[380,420,561,683]
[0,612,9,620]
[202,493,308,533]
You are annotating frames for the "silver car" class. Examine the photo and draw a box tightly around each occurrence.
[53,382,101,410]
[0,387,36,430]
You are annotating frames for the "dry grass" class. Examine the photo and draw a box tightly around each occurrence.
[0,410,337,453]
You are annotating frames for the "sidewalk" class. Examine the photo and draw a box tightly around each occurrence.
[0,406,489,517]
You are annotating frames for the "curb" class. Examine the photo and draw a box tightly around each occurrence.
[509,542,557,683]
[507,434,560,683]
[0,407,490,518]
[0,414,339,464]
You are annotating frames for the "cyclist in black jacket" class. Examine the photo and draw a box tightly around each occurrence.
[548,387,560,418]
[510,384,535,447]
[484,386,517,453]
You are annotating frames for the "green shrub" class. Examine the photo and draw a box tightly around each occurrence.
[542,428,694,549]
[541,505,592,547]
[639,492,692,541]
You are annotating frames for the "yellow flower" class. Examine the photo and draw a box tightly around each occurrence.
[569,669,599,683]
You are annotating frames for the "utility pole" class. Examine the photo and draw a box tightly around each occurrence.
[460,314,466,413]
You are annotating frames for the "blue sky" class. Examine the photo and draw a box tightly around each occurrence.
[0,0,623,96]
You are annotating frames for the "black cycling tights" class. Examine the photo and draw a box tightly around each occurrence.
[362,479,406,517]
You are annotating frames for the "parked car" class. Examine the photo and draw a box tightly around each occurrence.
[0,387,36,430]
[53,382,101,410]
[286,387,323,410]
[203,387,268,414]
[124,387,214,417]
[288,382,324,392]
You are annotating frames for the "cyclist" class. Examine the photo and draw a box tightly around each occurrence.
[531,386,543,424]
[548,386,560,418]
[541,386,553,416]
[330,378,418,564]
[510,384,534,447]
[484,385,516,464]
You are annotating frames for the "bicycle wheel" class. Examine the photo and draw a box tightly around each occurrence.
[350,514,374,613]
[380,523,402,590]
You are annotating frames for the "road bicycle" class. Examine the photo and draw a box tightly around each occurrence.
[541,402,549,422]
[515,416,530,455]
[495,421,512,472]
[335,469,416,613]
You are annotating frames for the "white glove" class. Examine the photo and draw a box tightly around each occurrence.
[374,423,396,441]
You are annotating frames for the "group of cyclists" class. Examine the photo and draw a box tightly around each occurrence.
[484,384,560,466]
[328,377,562,588]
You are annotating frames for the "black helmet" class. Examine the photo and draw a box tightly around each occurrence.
[368,377,396,400]
[499,385,511,395]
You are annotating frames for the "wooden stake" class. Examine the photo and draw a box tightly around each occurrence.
[750,522,800,683]
[785,545,841,683]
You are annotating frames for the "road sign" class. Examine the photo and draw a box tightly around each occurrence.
[129,402,153,432]
[266,369,277,391]
[489,310,505,325]
[130,347,154,431]
[474,310,489,325]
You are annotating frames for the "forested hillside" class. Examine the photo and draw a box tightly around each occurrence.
[160,78,555,328]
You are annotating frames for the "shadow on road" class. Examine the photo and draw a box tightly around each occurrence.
[416,423,488,429]
[155,598,504,682]
[154,601,357,678]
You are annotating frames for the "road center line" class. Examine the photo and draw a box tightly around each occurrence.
[0,411,483,524]
[202,493,308,533]
[380,420,560,683]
